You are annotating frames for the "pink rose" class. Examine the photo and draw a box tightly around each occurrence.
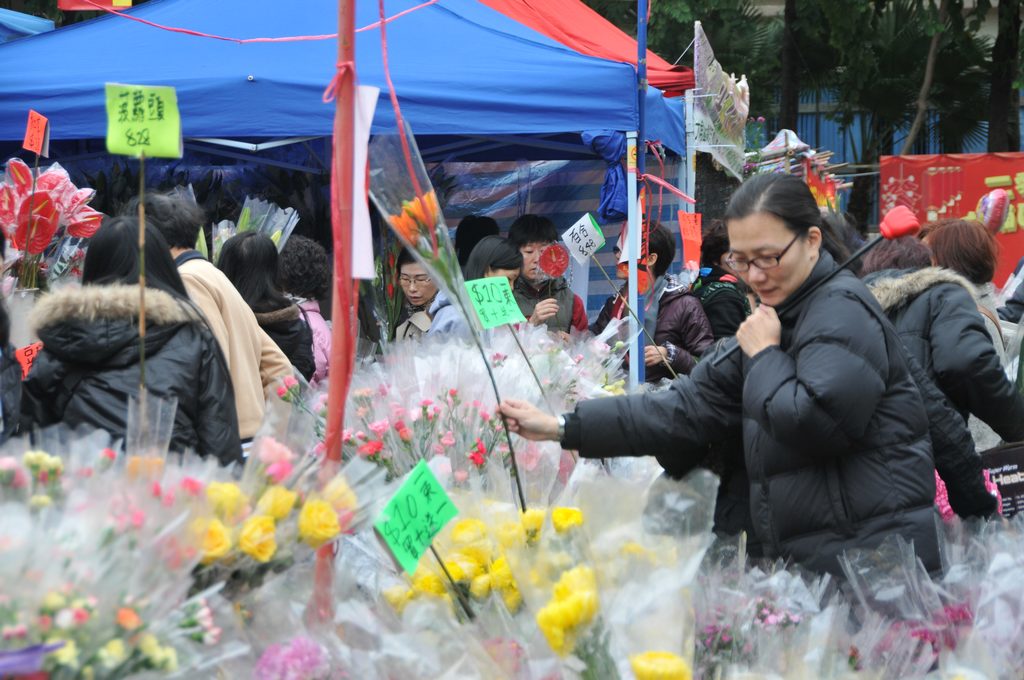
[283,375,299,389]
[266,460,294,483]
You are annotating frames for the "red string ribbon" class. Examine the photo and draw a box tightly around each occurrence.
[76,0,440,43]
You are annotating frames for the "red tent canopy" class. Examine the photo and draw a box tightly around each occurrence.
[479,0,695,97]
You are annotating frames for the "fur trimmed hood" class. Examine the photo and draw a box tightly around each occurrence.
[254,304,300,326]
[867,267,978,312]
[31,284,197,333]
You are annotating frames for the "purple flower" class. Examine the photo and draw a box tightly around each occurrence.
[254,636,331,680]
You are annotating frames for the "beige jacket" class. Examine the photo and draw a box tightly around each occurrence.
[178,258,292,438]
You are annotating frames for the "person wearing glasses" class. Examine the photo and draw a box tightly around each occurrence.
[394,249,440,341]
[500,174,939,575]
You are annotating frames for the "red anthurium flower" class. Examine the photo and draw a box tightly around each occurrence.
[65,188,95,215]
[0,185,15,229]
[539,243,570,278]
[13,193,59,255]
[5,159,33,195]
[67,206,103,239]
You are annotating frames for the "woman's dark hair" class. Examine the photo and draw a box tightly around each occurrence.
[82,216,190,299]
[700,219,730,268]
[860,237,932,276]
[397,248,417,271]
[647,222,676,278]
[724,174,849,261]
[279,235,330,300]
[922,219,999,284]
[455,215,500,267]
[507,214,558,248]
[217,231,292,313]
[463,236,523,280]
[124,193,205,251]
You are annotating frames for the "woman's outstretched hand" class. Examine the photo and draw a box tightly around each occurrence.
[499,399,560,442]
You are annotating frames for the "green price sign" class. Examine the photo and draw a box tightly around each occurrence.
[465,276,526,330]
[374,459,458,575]
[105,83,182,159]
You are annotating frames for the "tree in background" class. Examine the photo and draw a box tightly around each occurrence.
[778,0,800,132]
[988,0,1022,151]
[584,0,781,115]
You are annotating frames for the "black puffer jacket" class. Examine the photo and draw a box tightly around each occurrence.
[255,305,315,381]
[867,267,1024,443]
[22,285,241,465]
[0,343,21,444]
[571,253,939,574]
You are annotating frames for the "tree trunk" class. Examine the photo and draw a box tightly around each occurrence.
[778,0,800,131]
[988,0,1021,152]
[900,0,949,155]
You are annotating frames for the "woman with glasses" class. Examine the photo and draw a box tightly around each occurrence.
[500,173,939,575]
[393,249,440,341]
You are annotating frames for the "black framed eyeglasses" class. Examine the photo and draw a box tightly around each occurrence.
[725,233,802,272]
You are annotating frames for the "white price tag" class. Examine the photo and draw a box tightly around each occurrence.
[561,213,606,264]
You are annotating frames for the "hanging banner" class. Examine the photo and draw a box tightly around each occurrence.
[58,0,131,9]
[692,21,747,180]
[880,152,1024,284]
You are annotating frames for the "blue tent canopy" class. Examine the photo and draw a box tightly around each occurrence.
[0,0,685,155]
[0,8,54,43]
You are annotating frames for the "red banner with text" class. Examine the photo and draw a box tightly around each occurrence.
[880,153,1024,284]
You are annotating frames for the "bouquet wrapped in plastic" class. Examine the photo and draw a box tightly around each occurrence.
[0,158,103,289]
[207,195,300,263]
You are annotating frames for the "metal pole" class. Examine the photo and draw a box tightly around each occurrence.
[635,0,649,385]
[626,131,641,388]
[685,91,697,210]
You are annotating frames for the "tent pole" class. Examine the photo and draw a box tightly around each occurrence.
[626,131,641,389]
[309,0,356,628]
[685,90,696,210]
[635,0,648,384]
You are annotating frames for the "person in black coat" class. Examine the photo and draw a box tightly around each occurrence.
[691,219,751,339]
[218,232,315,381]
[864,250,1024,445]
[22,218,241,465]
[0,231,21,444]
[501,174,939,575]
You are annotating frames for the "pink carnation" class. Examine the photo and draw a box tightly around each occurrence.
[258,438,295,466]
[369,419,389,437]
[440,431,456,448]
[357,440,383,458]
[180,477,204,496]
[267,460,294,484]
[282,375,299,389]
